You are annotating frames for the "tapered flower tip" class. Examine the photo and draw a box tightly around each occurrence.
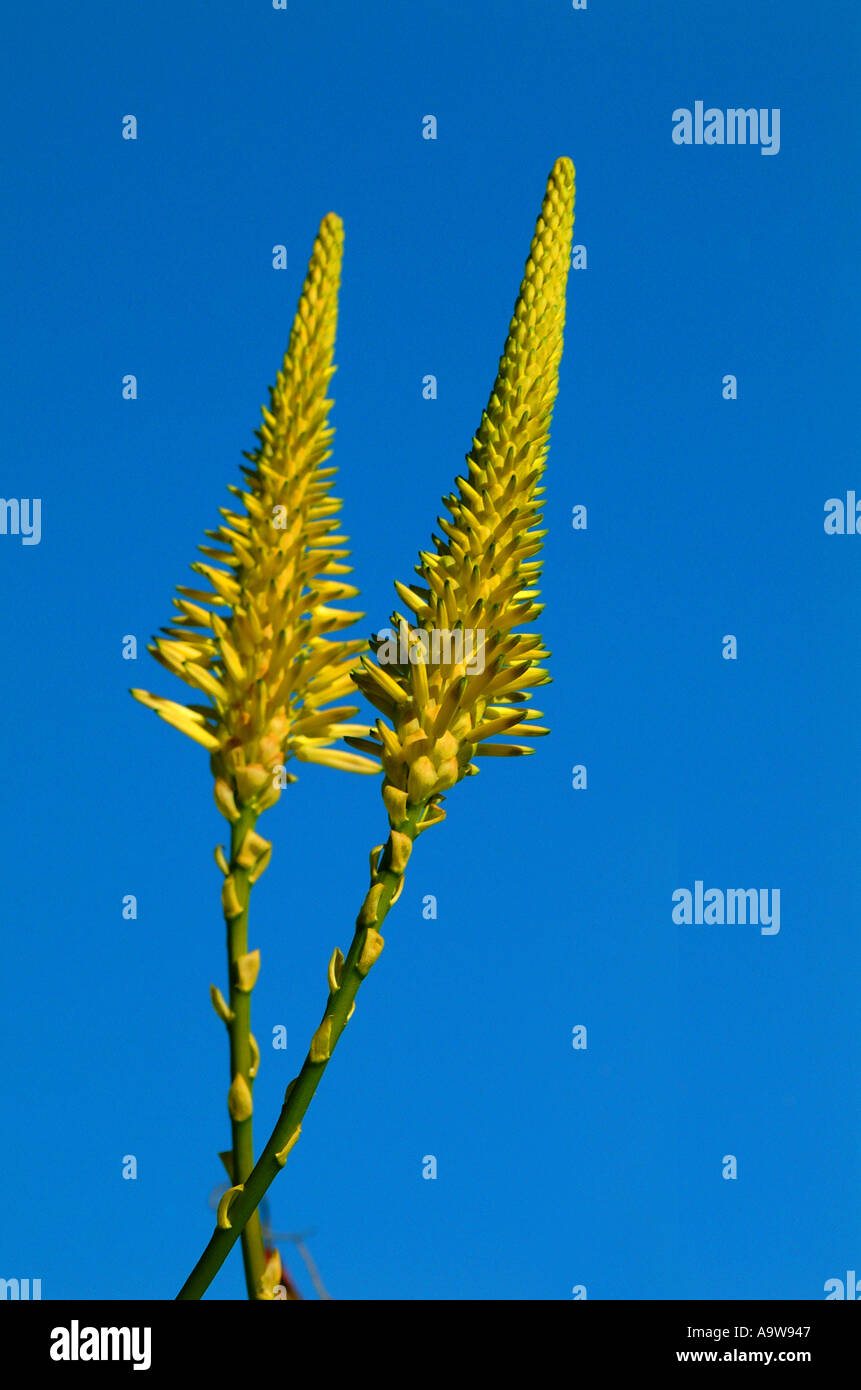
[353,158,575,820]
[132,211,379,812]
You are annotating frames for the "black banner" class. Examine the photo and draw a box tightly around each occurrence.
[1,1299,857,1374]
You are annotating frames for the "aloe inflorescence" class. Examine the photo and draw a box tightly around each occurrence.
[351,154,575,881]
[173,156,575,1300]
[131,211,378,824]
[132,212,379,1300]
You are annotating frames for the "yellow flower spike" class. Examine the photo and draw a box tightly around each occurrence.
[175,162,576,1304]
[132,212,380,813]
[352,158,574,817]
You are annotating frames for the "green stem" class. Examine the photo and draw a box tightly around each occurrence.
[225,807,266,1299]
[177,802,424,1300]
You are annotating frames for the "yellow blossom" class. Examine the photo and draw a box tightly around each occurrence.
[132,213,380,817]
[349,158,575,825]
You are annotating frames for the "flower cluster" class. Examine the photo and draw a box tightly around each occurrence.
[348,158,575,831]
[132,213,379,822]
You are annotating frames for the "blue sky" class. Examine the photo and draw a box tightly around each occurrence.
[1,0,858,1300]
